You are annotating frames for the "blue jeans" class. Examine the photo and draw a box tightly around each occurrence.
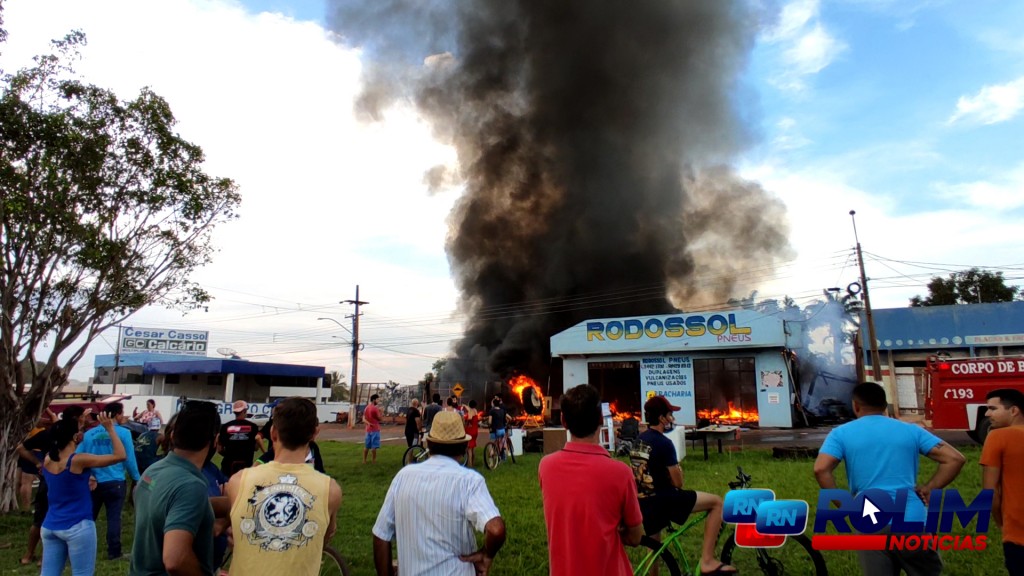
[41,519,96,576]
[91,480,125,558]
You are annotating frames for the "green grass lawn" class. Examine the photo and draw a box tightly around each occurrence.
[0,443,1004,575]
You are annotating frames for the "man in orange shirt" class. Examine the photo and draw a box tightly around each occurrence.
[980,388,1024,576]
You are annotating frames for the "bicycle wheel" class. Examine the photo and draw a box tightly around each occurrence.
[320,545,351,576]
[484,442,499,470]
[402,445,427,467]
[721,533,827,576]
[626,535,682,576]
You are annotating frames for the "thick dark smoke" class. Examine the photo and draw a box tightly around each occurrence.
[327,2,791,394]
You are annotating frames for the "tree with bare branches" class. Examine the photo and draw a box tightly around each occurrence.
[0,30,240,512]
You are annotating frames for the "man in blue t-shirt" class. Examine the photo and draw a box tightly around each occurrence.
[76,402,140,560]
[814,382,966,575]
[631,396,735,575]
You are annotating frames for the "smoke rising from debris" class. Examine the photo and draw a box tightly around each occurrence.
[327,1,791,391]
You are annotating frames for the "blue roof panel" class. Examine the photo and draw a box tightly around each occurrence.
[865,302,1024,351]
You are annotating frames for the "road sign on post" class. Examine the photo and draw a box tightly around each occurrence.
[452,383,464,397]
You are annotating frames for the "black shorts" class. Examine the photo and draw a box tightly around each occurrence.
[639,489,698,534]
[32,475,48,527]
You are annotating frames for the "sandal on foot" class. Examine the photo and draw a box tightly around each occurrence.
[700,563,738,576]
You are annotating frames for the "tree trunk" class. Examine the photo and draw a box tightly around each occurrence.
[0,404,34,513]
[0,373,58,514]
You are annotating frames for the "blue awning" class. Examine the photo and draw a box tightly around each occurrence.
[864,301,1024,351]
[141,359,325,379]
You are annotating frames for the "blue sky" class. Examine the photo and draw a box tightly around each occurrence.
[3,0,1023,384]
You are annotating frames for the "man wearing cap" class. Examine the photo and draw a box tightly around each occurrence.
[372,411,506,576]
[218,400,262,477]
[632,395,735,575]
[539,384,643,576]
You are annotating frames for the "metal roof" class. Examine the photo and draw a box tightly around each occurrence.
[864,301,1024,351]
[141,358,325,379]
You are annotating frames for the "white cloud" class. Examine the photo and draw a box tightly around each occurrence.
[771,116,812,150]
[2,0,463,383]
[760,0,847,92]
[934,163,1024,210]
[947,77,1024,125]
[739,161,1024,309]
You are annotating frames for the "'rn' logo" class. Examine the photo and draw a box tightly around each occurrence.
[723,489,809,548]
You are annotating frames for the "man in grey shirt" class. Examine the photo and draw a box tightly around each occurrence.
[422,393,443,433]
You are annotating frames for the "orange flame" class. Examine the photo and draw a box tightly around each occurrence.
[697,402,758,424]
[509,374,544,408]
[608,401,641,422]
[508,375,545,428]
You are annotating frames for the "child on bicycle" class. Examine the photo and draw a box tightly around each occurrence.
[631,396,736,576]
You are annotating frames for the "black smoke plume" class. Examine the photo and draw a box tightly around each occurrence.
[326,2,791,394]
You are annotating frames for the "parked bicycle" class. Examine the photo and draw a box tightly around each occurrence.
[402,432,471,467]
[483,425,517,470]
[629,466,827,576]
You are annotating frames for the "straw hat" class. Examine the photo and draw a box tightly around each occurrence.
[426,411,471,444]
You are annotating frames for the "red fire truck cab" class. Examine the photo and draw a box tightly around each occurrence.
[924,355,1024,443]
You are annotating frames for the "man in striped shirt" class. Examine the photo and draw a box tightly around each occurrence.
[372,411,506,575]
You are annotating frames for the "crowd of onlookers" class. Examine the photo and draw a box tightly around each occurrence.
[15,384,1023,576]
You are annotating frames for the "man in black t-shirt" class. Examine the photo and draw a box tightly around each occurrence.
[405,399,423,447]
[487,397,508,440]
[631,396,735,576]
[217,400,261,477]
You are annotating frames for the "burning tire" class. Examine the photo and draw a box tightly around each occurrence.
[522,385,543,416]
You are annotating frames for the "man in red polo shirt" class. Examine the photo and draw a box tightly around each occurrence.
[539,384,643,576]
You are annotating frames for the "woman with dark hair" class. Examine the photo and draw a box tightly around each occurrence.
[464,400,481,467]
[39,412,126,576]
[133,399,163,428]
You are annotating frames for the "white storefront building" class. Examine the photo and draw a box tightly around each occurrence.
[550,309,798,428]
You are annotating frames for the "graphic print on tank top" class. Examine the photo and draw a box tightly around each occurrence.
[240,473,319,551]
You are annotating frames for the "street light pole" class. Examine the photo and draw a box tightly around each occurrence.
[850,210,894,412]
[317,315,358,428]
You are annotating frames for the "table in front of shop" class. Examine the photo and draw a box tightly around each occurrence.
[688,425,739,460]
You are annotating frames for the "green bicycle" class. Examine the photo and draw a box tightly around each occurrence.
[629,467,827,576]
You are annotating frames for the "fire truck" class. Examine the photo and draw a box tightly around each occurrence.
[924,355,1024,443]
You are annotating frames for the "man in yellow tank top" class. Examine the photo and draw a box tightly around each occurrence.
[225,398,342,575]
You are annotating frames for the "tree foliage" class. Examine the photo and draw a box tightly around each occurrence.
[0,32,240,511]
[328,370,348,401]
[910,268,1020,307]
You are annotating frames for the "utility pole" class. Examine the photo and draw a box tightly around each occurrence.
[343,285,369,429]
[112,324,122,395]
[850,210,896,413]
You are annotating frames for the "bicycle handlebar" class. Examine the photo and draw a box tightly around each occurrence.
[727,466,753,490]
